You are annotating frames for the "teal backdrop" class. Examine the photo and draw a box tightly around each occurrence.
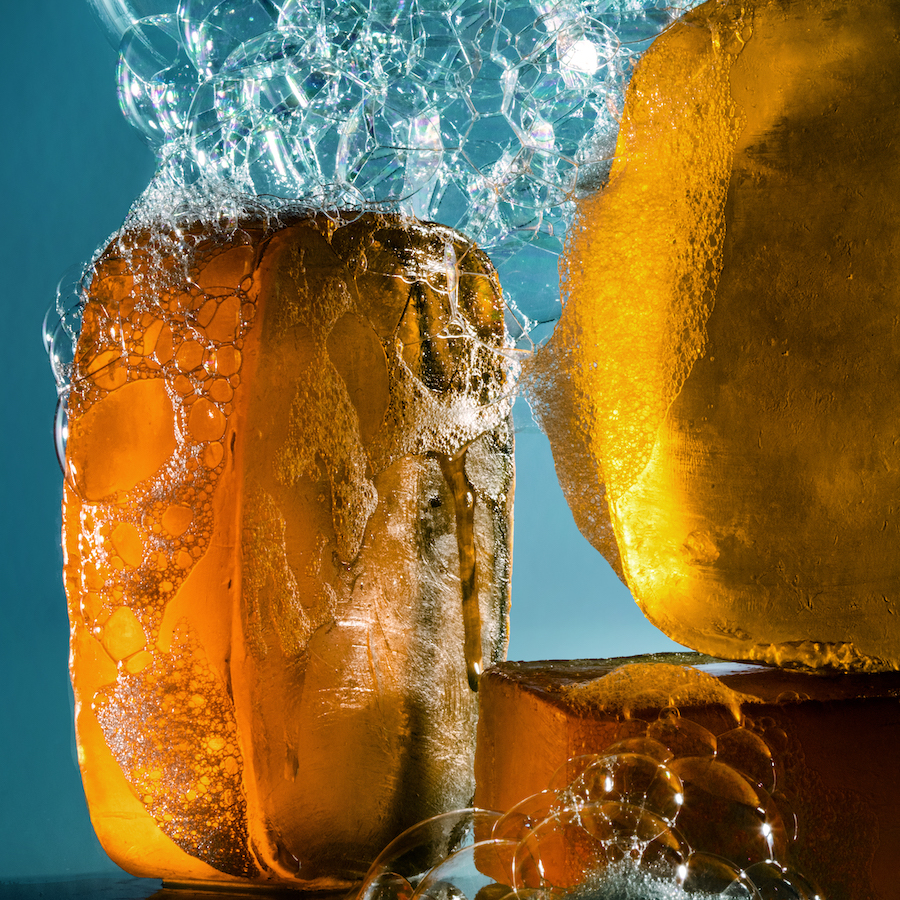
[0,0,683,882]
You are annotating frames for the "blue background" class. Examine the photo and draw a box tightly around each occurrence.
[0,1,683,881]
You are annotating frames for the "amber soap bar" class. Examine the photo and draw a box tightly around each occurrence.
[475,656,900,900]
[64,212,513,889]
[545,0,900,671]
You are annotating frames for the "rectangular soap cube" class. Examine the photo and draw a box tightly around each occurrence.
[475,655,900,900]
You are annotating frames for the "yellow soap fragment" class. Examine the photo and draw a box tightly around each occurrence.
[545,0,900,670]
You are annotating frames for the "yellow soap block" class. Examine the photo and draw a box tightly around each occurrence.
[544,0,900,669]
[64,212,514,889]
[475,657,900,900]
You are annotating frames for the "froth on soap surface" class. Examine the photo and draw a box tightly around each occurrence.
[64,212,514,889]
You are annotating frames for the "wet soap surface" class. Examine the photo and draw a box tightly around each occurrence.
[546,0,900,671]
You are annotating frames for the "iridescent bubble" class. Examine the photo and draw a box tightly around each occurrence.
[513,806,612,891]
[678,851,761,899]
[569,753,684,824]
[410,842,519,900]
[88,0,175,45]
[360,871,415,900]
[548,753,606,794]
[743,861,824,900]
[715,727,776,793]
[118,14,196,145]
[348,726,818,900]
[647,712,718,760]
[96,0,708,331]
[491,790,562,843]
[668,757,786,870]
[44,266,86,390]
[336,87,444,206]
[53,392,72,479]
[603,736,673,764]
[770,791,798,844]
[178,0,278,77]
[577,801,689,874]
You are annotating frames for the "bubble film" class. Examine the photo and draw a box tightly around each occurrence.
[80,0,706,334]
[357,697,823,900]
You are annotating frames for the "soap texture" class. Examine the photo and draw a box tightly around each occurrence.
[476,656,900,900]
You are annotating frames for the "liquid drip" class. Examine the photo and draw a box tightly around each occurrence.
[439,450,482,693]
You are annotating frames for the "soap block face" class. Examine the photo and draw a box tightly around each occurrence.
[548,0,900,670]
[63,213,513,888]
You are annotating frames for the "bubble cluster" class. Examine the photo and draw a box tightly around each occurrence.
[81,0,703,335]
[357,709,823,900]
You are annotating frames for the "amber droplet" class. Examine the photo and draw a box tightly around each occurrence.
[102,607,146,661]
[188,398,226,442]
[176,340,204,372]
[203,442,225,468]
[110,523,143,568]
[161,505,193,537]
[210,345,242,377]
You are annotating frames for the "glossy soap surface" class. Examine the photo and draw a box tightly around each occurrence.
[550,0,900,670]
[63,213,513,888]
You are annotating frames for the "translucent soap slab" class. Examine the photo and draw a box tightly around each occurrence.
[544,0,900,672]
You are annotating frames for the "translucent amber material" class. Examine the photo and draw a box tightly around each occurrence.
[547,0,900,670]
[63,213,513,889]
[476,657,900,900]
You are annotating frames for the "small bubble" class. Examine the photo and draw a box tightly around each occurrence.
[492,790,560,843]
[162,504,193,537]
[101,606,147,661]
[744,860,823,900]
[679,851,760,898]
[716,727,776,792]
[176,339,205,371]
[188,397,226,441]
[569,753,684,824]
[111,522,144,568]
[210,345,242,376]
[54,393,71,478]
[647,716,717,759]
[203,441,225,468]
